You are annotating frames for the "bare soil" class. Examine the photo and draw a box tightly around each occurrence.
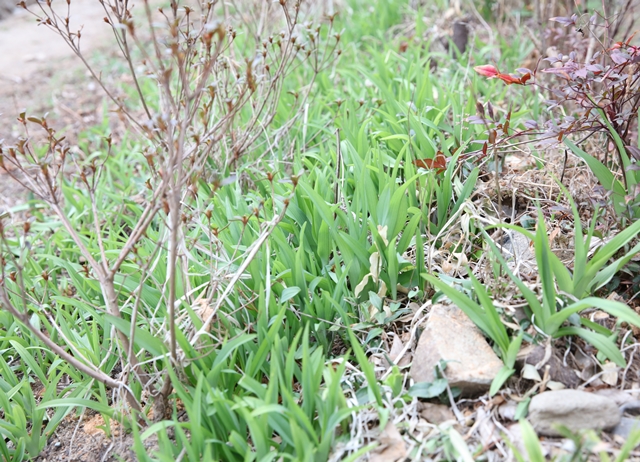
[34,412,152,462]
[0,0,114,212]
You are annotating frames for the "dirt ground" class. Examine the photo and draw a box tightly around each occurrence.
[34,412,145,462]
[0,0,123,212]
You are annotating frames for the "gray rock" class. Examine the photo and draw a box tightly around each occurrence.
[529,390,621,436]
[520,345,581,388]
[498,230,536,275]
[613,417,640,439]
[410,304,503,396]
[593,388,635,406]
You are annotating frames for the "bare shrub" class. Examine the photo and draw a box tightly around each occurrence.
[0,0,338,413]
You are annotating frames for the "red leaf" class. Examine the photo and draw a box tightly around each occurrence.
[474,65,500,78]
[413,153,447,174]
[496,73,524,85]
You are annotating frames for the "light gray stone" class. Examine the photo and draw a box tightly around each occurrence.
[613,417,640,439]
[529,390,621,436]
[593,388,635,406]
[499,230,536,274]
[409,304,503,396]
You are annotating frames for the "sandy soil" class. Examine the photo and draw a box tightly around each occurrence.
[0,0,115,212]
[0,1,114,81]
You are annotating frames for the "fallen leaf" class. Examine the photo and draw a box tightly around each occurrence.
[522,363,542,382]
[418,402,456,425]
[545,380,566,390]
[370,421,407,462]
[388,333,404,363]
[601,362,619,386]
[196,297,214,331]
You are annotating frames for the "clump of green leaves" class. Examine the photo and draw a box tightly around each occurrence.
[484,207,640,367]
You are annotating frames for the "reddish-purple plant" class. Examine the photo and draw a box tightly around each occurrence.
[474,11,640,218]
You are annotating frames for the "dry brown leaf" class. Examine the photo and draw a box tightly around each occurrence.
[606,292,625,302]
[418,402,456,425]
[601,362,619,386]
[548,227,561,246]
[593,310,610,321]
[369,421,407,462]
[545,380,566,390]
[83,414,106,436]
[388,334,403,363]
[197,297,214,331]
[382,334,412,369]
[83,413,121,437]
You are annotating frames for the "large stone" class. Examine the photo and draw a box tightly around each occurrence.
[529,390,621,436]
[410,304,503,396]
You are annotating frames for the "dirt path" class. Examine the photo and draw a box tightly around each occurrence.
[0,0,115,211]
[0,1,114,81]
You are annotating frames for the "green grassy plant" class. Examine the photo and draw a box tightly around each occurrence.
[484,215,640,367]
[505,419,640,462]
[3,0,640,459]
